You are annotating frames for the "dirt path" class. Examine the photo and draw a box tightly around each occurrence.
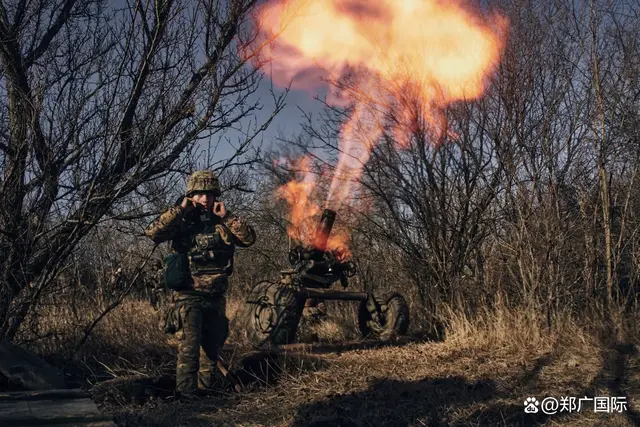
[105,337,640,427]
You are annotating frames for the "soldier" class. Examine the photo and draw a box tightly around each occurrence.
[144,170,256,399]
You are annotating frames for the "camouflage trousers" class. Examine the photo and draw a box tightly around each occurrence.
[174,294,229,394]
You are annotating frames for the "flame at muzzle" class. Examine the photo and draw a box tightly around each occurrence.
[254,0,508,219]
[313,209,336,251]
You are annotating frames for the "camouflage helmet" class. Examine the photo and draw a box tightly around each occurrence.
[185,170,221,197]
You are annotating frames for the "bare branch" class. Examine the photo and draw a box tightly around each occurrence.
[24,0,78,68]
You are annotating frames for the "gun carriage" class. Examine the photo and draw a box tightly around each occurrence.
[241,209,410,348]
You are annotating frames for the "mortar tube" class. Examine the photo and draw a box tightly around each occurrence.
[313,209,336,251]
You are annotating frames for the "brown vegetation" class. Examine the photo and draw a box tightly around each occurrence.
[15,295,640,426]
[2,0,640,426]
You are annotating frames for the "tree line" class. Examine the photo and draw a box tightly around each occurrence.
[1,0,639,345]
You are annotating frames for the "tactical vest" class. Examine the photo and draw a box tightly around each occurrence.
[173,210,235,276]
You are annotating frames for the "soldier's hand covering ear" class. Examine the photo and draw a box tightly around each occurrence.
[213,201,227,218]
[180,197,198,213]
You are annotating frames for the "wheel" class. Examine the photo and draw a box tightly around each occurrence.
[241,281,304,349]
[358,292,410,340]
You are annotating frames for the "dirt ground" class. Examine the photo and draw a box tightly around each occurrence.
[98,332,640,427]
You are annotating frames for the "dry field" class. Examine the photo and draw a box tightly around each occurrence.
[21,298,640,427]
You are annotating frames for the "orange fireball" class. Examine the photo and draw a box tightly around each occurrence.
[259,0,506,97]
[260,0,507,250]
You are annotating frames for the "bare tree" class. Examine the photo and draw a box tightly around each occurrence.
[0,0,285,341]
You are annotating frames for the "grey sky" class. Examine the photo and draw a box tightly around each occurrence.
[211,73,327,162]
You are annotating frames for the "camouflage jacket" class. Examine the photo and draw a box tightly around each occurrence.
[145,205,256,296]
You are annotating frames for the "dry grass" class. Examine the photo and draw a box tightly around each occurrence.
[16,297,174,386]
[296,312,358,345]
[16,294,640,426]
[184,305,619,427]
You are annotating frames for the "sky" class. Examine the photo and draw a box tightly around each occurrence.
[257,78,323,146]
[211,70,328,163]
